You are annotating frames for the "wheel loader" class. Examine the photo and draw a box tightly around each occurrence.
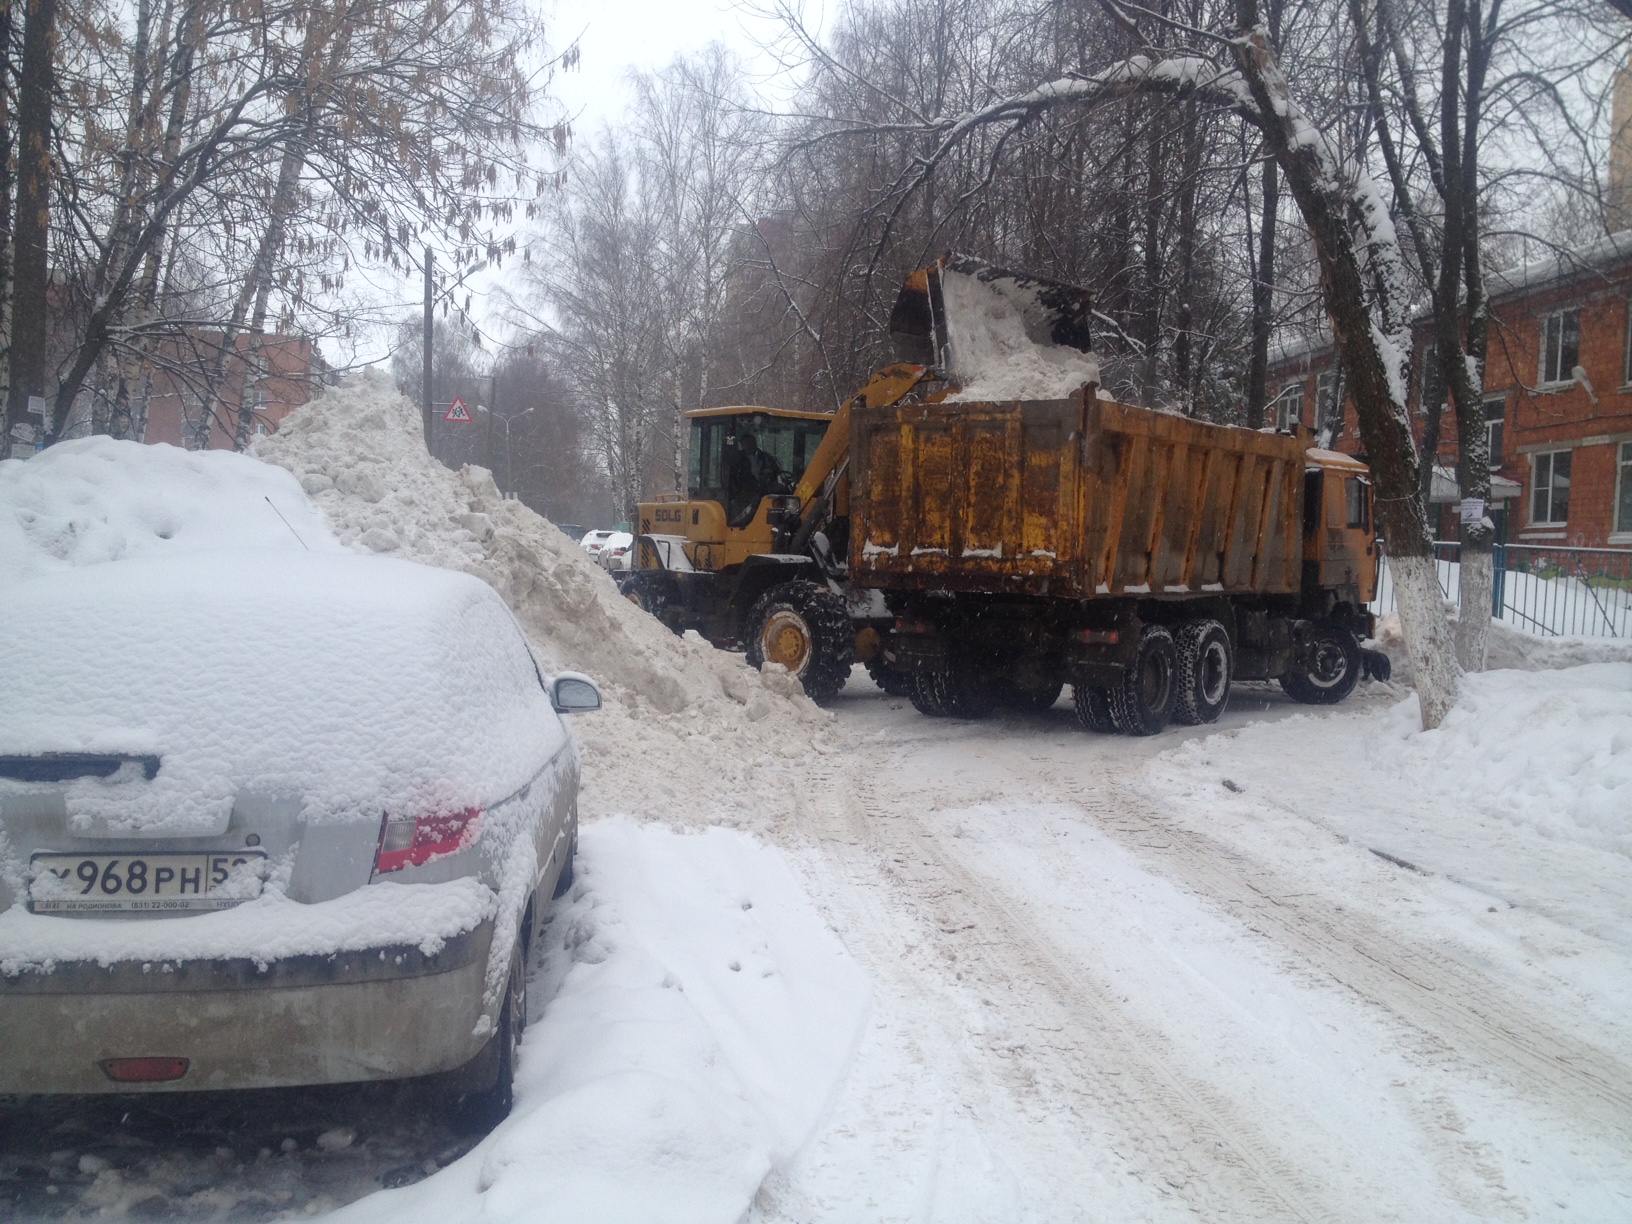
[621,258,1100,702]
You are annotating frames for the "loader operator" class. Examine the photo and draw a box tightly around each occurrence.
[726,430,785,526]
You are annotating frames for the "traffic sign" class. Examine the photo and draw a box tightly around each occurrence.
[444,396,473,423]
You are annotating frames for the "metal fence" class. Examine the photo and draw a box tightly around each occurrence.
[1371,542,1632,637]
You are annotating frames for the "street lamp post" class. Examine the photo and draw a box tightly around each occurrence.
[490,405,535,498]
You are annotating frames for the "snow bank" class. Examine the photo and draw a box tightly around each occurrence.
[252,371,832,834]
[0,878,494,974]
[1369,611,1632,678]
[938,263,1101,403]
[0,554,563,835]
[0,436,338,579]
[328,821,869,1224]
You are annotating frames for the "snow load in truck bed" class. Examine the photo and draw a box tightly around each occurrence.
[0,553,566,835]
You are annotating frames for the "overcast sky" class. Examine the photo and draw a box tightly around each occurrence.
[340,0,812,377]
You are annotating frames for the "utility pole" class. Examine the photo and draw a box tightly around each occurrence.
[422,246,434,453]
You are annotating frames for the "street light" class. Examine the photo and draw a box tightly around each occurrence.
[489,404,535,498]
[421,248,488,452]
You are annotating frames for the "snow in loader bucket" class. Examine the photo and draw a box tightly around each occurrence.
[888,253,1102,403]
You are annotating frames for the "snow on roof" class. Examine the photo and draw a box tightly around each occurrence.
[1487,230,1632,299]
[0,553,564,834]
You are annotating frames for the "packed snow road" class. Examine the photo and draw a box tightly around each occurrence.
[755,673,1632,1223]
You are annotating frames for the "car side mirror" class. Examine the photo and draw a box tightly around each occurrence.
[551,672,602,714]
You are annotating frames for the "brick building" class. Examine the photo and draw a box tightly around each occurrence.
[140,333,325,451]
[1268,233,1632,548]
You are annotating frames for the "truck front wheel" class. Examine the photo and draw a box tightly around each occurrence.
[1108,625,1178,735]
[745,580,853,703]
[1174,619,1232,725]
[1279,621,1361,705]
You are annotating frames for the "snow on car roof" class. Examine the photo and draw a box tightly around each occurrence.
[0,553,566,835]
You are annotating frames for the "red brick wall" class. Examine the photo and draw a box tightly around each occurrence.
[1267,265,1632,548]
[141,335,321,451]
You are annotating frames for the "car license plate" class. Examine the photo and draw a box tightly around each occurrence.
[28,851,267,913]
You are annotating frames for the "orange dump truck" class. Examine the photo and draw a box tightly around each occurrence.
[849,388,1385,734]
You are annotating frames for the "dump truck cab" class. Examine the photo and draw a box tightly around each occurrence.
[1301,448,1378,608]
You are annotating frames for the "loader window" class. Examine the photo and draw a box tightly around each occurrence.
[688,418,730,500]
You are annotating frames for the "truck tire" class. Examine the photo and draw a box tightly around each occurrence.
[1108,625,1178,736]
[866,656,915,697]
[1279,621,1361,705]
[745,580,852,703]
[1174,619,1232,725]
[910,664,996,719]
[1072,684,1119,733]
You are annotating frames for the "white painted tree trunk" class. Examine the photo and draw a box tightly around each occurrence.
[1390,552,1462,728]
[1455,544,1493,671]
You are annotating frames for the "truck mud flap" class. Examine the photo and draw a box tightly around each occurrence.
[1360,648,1392,682]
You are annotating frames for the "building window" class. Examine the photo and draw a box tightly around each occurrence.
[1624,301,1632,386]
[1540,308,1581,385]
[1617,442,1632,535]
[1315,371,1341,432]
[1531,449,1571,525]
[1277,381,1304,431]
[1483,397,1506,469]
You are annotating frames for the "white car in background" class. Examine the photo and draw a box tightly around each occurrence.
[579,529,618,560]
[597,532,636,572]
[0,553,600,1122]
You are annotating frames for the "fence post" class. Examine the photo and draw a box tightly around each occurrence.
[1491,543,1505,617]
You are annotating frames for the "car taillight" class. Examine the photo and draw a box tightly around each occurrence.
[375,807,483,874]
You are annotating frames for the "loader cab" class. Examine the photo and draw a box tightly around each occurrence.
[637,407,835,573]
[1302,448,1378,604]
[688,408,832,520]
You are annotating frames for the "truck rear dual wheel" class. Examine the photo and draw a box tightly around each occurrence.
[865,656,915,697]
[1107,625,1179,736]
[1174,619,1232,726]
[909,665,997,719]
[745,580,853,703]
[1279,621,1361,705]
[1073,684,1119,733]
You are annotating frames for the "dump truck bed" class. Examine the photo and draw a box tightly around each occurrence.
[849,392,1309,599]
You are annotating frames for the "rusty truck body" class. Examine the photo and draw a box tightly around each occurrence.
[850,389,1383,733]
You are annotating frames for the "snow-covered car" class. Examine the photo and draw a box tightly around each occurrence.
[0,553,600,1118]
[579,529,618,559]
[596,531,636,572]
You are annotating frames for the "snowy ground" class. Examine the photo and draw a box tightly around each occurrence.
[5,383,1629,1221]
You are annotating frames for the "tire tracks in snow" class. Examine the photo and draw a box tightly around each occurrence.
[797,751,1335,1223]
[1035,761,1632,1148]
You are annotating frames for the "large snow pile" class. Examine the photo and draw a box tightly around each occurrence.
[939,263,1101,403]
[329,820,869,1224]
[0,554,562,836]
[0,436,337,579]
[1368,611,1632,678]
[252,371,831,833]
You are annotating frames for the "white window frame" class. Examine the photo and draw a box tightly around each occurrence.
[1623,299,1632,387]
[1315,371,1339,431]
[1531,449,1572,526]
[1482,396,1506,470]
[1276,381,1304,432]
[1540,307,1582,386]
[1614,441,1632,541]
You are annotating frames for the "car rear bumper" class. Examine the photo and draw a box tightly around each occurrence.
[0,920,495,1094]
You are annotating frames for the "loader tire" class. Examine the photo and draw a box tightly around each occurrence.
[866,656,915,697]
[745,580,852,703]
[1174,619,1232,725]
[1072,684,1119,734]
[1108,625,1178,736]
[1279,621,1361,705]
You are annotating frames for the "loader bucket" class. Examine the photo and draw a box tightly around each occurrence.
[888,254,1098,401]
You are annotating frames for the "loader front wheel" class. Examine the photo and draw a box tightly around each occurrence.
[745,580,853,703]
